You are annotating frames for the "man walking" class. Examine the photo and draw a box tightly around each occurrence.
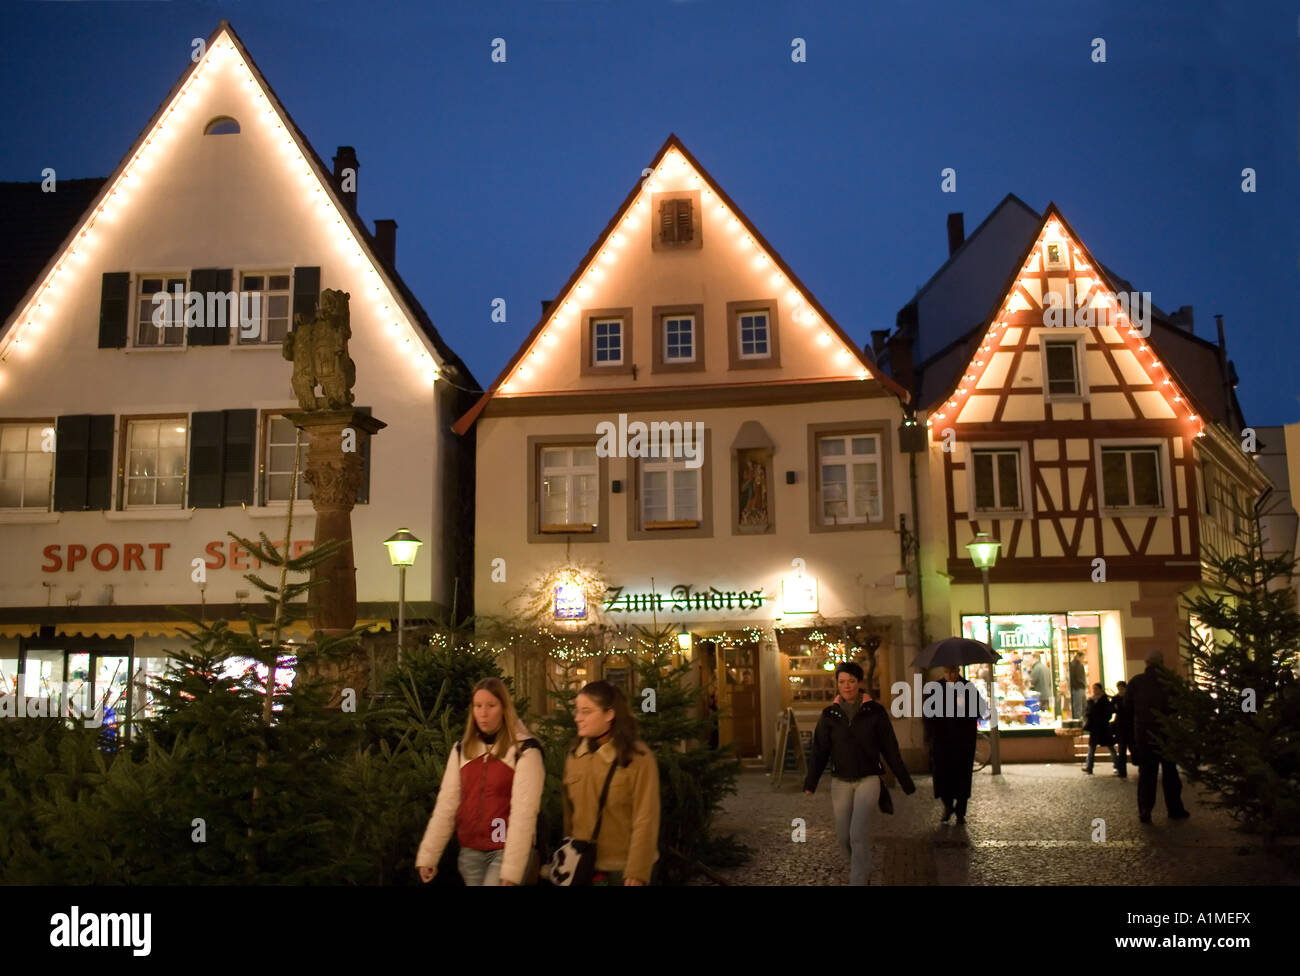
[1110,680,1133,778]
[1125,650,1190,823]
[1069,651,1088,720]
[1081,683,1114,774]
[804,662,915,885]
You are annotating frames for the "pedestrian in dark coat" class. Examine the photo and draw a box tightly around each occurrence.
[1081,683,1114,773]
[925,666,981,823]
[1110,680,1133,777]
[1124,650,1190,823]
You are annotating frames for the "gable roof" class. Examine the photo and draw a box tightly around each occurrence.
[451,134,908,435]
[921,203,1207,438]
[904,198,1245,433]
[0,20,474,393]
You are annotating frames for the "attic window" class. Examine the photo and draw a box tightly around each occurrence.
[651,191,702,251]
[204,116,240,135]
[1043,241,1067,269]
[660,199,693,244]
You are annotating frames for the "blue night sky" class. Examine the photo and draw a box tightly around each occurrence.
[3,0,1296,424]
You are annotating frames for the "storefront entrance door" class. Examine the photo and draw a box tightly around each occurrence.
[722,642,762,758]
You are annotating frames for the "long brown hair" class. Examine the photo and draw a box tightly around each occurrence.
[461,677,522,760]
[572,680,647,766]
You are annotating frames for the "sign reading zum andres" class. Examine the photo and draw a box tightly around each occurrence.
[604,583,767,614]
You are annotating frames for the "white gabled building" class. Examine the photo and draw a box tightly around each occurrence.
[0,21,477,731]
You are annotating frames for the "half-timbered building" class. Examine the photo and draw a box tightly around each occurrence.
[879,197,1272,760]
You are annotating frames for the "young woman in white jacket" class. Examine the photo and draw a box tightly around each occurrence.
[415,677,545,886]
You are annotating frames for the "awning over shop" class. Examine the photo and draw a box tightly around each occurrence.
[0,623,39,638]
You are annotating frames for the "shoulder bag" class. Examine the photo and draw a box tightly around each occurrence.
[546,757,619,886]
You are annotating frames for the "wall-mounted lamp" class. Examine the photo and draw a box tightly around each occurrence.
[785,471,796,485]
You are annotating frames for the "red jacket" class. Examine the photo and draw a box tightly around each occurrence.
[457,743,523,849]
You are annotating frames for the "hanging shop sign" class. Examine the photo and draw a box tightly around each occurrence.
[603,583,767,615]
[553,581,589,620]
[779,575,818,614]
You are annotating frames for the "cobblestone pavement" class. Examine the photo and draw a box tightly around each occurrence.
[694,765,1300,886]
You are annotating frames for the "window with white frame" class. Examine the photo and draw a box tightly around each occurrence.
[664,316,695,362]
[263,414,311,502]
[124,419,187,508]
[641,444,700,526]
[972,448,1023,512]
[134,275,187,347]
[238,272,292,344]
[540,446,598,530]
[738,311,770,359]
[818,434,881,524]
[1101,445,1162,508]
[592,319,623,366]
[1044,339,1080,396]
[0,422,54,509]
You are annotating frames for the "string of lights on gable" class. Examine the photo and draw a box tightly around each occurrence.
[925,216,1206,440]
[0,31,440,391]
[499,147,872,394]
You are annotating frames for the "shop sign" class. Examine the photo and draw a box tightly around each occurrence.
[994,620,1052,650]
[553,581,588,620]
[38,539,313,573]
[603,583,767,615]
[780,575,818,614]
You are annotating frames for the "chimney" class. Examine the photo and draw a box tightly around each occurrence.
[541,298,554,316]
[333,146,359,214]
[1172,304,1194,332]
[374,219,397,266]
[946,213,965,256]
[889,333,915,394]
[870,329,890,361]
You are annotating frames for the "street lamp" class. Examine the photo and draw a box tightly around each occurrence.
[383,528,422,665]
[965,532,1003,775]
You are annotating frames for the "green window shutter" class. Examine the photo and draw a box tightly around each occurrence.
[86,415,115,510]
[210,268,233,346]
[188,411,225,508]
[53,414,91,510]
[187,269,216,347]
[356,406,372,504]
[97,272,130,348]
[222,409,256,506]
[293,267,321,322]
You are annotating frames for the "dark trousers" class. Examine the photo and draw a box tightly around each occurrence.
[1137,757,1186,816]
[940,796,968,817]
[1113,738,1130,776]
[1084,737,1114,771]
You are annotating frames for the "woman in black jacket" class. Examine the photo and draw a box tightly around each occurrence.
[804,662,915,886]
[925,666,980,823]
[1082,683,1115,774]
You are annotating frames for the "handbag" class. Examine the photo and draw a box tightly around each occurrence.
[546,758,619,886]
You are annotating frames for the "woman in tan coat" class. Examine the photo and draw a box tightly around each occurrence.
[564,680,661,886]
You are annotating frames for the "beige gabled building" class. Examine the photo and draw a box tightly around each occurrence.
[455,136,917,761]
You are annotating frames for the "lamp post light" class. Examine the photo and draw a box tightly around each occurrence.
[383,528,422,666]
[965,532,1003,775]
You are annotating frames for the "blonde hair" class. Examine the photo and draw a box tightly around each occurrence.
[461,677,521,759]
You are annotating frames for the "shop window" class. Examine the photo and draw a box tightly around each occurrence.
[0,421,55,509]
[134,274,188,347]
[784,645,839,703]
[1043,339,1080,397]
[237,271,292,344]
[816,433,881,525]
[262,414,311,503]
[122,418,187,508]
[540,445,598,531]
[972,448,1022,512]
[1101,445,1162,508]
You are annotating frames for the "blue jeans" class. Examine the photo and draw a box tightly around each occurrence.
[830,776,880,886]
[457,847,504,886]
[1072,689,1086,721]
[1085,737,1114,771]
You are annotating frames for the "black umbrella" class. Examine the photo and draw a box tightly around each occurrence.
[912,637,1000,669]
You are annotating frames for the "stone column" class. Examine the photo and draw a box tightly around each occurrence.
[285,408,387,633]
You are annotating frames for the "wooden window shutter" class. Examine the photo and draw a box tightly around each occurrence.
[187,269,216,347]
[211,268,234,346]
[97,272,130,348]
[53,414,90,511]
[188,411,225,508]
[86,415,115,510]
[293,266,321,322]
[221,409,256,506]
[675,199,692,242]
[355,406,372,504]
[659,200,676,243]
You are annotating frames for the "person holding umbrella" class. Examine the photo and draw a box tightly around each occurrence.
[924,665,983,823]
